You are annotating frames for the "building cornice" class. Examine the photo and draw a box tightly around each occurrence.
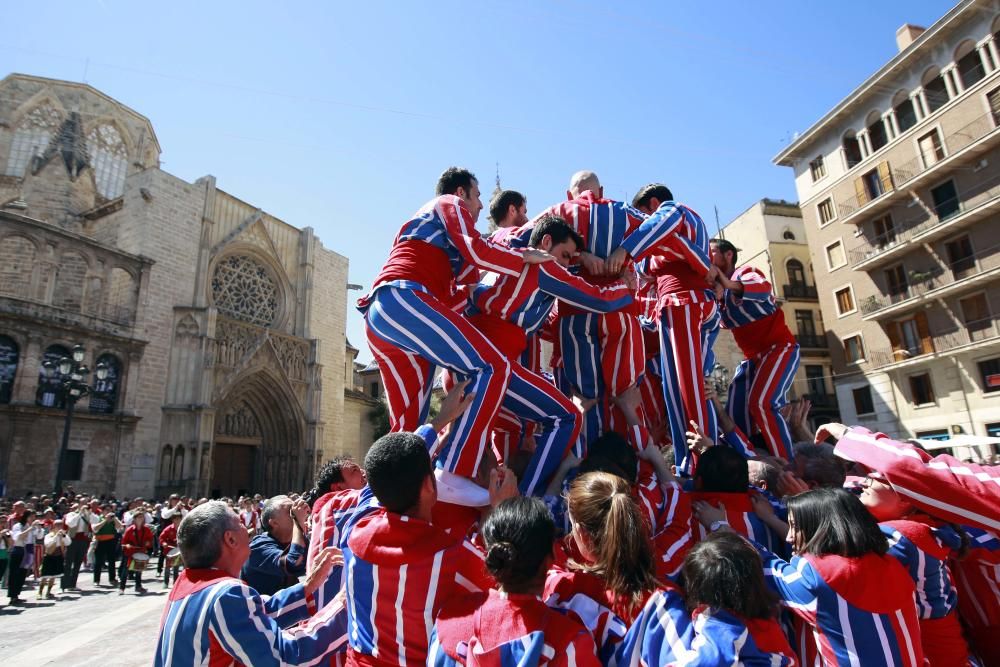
[774,0,981,165]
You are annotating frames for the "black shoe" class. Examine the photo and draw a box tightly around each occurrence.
[136,586,148,594]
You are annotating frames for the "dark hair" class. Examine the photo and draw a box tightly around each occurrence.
[364,432,433,513]
[695,445,749,493]
[792,442,847,488]
[710,239,739,266]
[482,497,554,592]
[682,531,779,619]
[527,215,584,251]
[436,167,477,196]
[632,183,673,210]
[586,432,638,485]
[305,456,354,506]
[489,189,525,226]
[567,472,660,615]
[787,488,888,557]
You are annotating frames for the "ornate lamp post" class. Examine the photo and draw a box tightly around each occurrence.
[710,363,731,401]
[49,344,109,495]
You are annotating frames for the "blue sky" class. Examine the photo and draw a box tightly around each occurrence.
[2,1,955,360]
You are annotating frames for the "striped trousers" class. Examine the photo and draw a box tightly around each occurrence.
[658,301,719,474]
[443,361,581,497]
[365,285,511,478]
[559,311,644,449]
[726,343,800,460]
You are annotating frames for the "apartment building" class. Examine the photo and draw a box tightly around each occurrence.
[718,199,840,427]
[774,0,1000,445]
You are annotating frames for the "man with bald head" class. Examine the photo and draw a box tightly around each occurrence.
[508,170,648,449]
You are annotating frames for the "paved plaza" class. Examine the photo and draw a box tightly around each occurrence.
[0,575,165,666]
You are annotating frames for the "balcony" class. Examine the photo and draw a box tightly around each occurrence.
[858,244,1000,321]
[848,179,1000,271]
[836,110,1000,226]
[867,317,1000,370]
[782,283,818,301]
[796,333,828,349]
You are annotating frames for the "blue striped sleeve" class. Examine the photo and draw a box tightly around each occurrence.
[619,202,687,261]
[209,583,343,666]
[416,424,437,451]
[754,546,821,609]
[537,263,634,313]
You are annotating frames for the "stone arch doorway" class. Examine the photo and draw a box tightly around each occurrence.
[211,369,306,498]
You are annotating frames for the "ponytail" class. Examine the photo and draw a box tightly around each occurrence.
[567,472,660,615]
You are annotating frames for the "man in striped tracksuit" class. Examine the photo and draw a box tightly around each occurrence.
[465,215,636,495]
[605,183,719,474]
[359,168,550,487]
[709,238,800,460]
[508,171,647,447]
[342,429,498,666]
[154,501,346,667]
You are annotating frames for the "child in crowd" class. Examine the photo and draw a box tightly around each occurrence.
[159,513,183,588]
[39,518,69,599]
[429,497,600,666]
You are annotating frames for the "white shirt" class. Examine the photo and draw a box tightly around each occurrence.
[11,522,35,547]
[65,511,94,537]
[124,510,154,526]
[44,531,70,554]
[161,504,188,521]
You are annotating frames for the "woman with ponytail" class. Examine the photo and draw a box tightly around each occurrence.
[428,496,599,666]
[545,471,685,662]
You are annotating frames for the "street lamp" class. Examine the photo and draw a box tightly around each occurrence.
[50,346,110,495]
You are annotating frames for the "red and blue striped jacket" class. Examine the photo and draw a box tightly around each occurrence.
[467,262,634,355]
[834,427,1000,533]
[717,266,796,358]
[307,424,438,608]
[542,568,631,664]
[952,526,1000,664]
[618,201,713,306]
[612,593,797,667]
[363,196,525,305]
[508,191,645,316]
[428,589,600,666]
[757,546,923,667]
[344,510,493,666]
[881,518,962,620]
[154,568,346,667]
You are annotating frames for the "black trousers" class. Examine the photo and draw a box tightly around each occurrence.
[7,547,27,600]
[61,539,88,589]
[93,540,117,584]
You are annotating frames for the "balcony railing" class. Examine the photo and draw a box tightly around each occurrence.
[848,177,1000,269]
[782,284,818,300]
[837,110,1000,218]
[868,317,1000,369]
[796,334,828,349]
[858,245,1000,318]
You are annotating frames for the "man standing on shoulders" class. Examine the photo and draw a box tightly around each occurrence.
[154,501,346,667]
[240,495,309,596]
[710,238,800,460]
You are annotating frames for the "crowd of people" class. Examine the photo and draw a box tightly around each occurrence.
[4,168,999,665]
[147,168,1000,666]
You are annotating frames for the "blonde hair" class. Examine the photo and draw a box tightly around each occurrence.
[567,472,660,615]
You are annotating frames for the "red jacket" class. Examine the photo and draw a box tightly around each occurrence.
[121,524,153,567]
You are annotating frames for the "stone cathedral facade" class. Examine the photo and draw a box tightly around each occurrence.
[0,74,353,499]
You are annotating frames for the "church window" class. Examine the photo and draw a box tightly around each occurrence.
[5,104,62,177]
[86,123,128,199]
[160,445,173,481]
[88,353,121,414]
[0,335,18,404]
[211,255,279,326]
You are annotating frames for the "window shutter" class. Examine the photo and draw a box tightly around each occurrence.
[854,177,867,206]
[987,87,1000,123]
[877,161,894,193]
[886,321,902,352]
[915,311,933,354]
